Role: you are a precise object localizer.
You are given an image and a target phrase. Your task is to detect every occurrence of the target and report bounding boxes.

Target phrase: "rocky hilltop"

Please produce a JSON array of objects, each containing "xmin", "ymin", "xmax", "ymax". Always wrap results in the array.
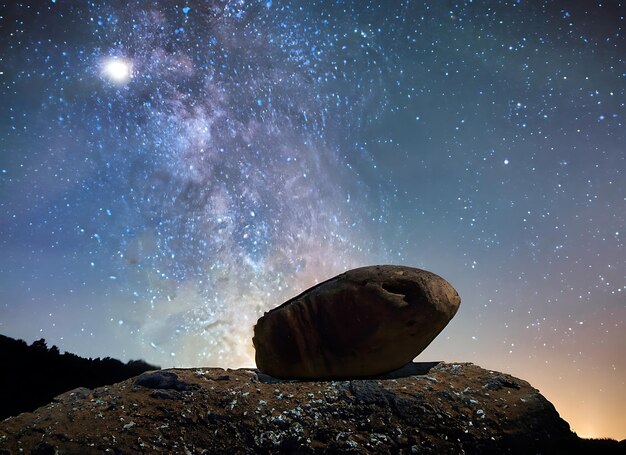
[
  {"xmin": 2, "ymin": 361, "xmax": 621, "ymax": 454},
  {"xmin": 2, "ymin": 268, "xmax": 623, "ymax": 453}
]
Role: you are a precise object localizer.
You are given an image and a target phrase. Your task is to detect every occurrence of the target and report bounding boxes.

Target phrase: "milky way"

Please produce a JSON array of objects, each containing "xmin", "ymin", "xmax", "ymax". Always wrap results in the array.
[{"xmin": 1, "ymin": 0, "xmax": 624, "ymax": 439}]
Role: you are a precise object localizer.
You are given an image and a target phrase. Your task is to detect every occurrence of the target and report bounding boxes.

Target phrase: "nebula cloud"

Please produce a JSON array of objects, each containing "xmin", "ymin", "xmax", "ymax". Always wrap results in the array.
[{"xmin": 52, "ymin": 1, "xmax": 391, "ymax": 366}]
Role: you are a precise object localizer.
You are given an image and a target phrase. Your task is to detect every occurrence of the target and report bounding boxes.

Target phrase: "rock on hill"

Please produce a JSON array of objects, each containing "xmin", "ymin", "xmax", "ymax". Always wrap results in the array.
[{"xmin": 1, "ymin": 361, "xmax": 621, "ymax": 454}]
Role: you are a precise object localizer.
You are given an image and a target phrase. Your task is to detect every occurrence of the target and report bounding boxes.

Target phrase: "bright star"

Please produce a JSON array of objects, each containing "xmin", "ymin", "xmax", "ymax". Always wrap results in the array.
[{"xmin": 102, "ymin": 58, "xmax": 132, "ymax": 83}]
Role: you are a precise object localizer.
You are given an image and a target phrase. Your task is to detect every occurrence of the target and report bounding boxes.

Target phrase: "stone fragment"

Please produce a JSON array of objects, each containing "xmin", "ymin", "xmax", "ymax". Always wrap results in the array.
[
  {"xmin": 134, "ymin": 371, "xmax": 190, "ymax": 391},
  {"xmin": 253, "ymin": 265, "xmax": 461, "ymax": 379}
]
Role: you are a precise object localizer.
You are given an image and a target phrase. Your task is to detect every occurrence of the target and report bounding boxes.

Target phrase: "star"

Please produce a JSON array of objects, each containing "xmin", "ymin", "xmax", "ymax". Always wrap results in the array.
[{"xmin": 102, "ymin": 58, "xmax": 132, "ymax": 84}]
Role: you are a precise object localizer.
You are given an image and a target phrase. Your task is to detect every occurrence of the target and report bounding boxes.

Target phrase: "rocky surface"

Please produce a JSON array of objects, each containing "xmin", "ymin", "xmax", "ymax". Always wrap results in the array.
[
  {"xmin": 1, "ymin": 361, "xmax": 613, "ymax": 455},
  {"xmin": 253, "ymin": 265, "xmax": 461, "ymax": 379}
]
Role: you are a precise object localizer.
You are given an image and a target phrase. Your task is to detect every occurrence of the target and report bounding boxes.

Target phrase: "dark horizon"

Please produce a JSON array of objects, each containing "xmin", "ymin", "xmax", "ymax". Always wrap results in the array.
[{"xmin": 0, "ymin": 333, "xmax": 159, "ymax": 420}]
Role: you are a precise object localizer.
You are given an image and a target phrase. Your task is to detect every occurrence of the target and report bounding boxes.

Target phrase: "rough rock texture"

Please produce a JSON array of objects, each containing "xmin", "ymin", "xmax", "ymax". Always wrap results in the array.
[
  {"xmin": 253, "ymin": 265, "xmax": 461, "ymax": 379},
  {"xmin": 0, "ymin": 362, "xmax": 602, "ymax": 455}
]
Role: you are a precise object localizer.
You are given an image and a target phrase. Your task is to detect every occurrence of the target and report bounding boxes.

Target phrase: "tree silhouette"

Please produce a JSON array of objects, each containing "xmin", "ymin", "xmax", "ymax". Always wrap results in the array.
[{"xmin": 0, "ymin": 334, "xmax": 159, "ymax": 420}]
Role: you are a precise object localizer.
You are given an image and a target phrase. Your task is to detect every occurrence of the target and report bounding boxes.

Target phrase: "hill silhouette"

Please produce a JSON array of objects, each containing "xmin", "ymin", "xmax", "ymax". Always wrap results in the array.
[{"xmin": 0, "ymin": 334, "xmax": 159, "ymax": 420}]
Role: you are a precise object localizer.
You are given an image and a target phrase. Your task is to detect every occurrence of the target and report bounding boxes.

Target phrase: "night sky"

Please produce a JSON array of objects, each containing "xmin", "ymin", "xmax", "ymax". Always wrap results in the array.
[{"xmin": 1, "ymin": 0, "xmax": 624, "ymax": 440}]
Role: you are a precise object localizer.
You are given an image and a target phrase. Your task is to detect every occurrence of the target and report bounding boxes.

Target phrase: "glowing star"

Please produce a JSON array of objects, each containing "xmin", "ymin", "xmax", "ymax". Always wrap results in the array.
[{"xmin": 102, "ymin": 58, "xmax": 132, "ymax": 83}]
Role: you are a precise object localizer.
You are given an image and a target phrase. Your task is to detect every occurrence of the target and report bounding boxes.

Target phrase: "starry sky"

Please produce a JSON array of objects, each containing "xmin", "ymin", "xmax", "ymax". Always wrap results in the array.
[{"xmin": 1, "ymin": 0, "xmax": 624, "ymax": 440}]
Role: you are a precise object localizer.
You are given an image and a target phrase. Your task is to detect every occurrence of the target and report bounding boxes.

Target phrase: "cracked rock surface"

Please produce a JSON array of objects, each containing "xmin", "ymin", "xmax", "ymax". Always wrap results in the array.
[{"xmin": 0, "ymin": 362, "xmax": 585, "ymax": 454}]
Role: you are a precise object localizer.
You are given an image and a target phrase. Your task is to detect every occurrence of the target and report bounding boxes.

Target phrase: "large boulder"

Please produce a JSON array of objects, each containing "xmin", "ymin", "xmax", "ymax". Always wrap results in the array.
[{"xmin": 253, "ymin": 265, "xmax": 461, "ymax": 379}]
